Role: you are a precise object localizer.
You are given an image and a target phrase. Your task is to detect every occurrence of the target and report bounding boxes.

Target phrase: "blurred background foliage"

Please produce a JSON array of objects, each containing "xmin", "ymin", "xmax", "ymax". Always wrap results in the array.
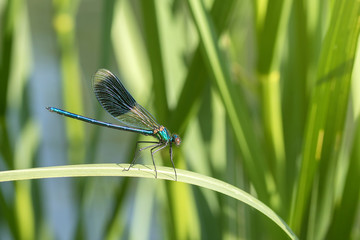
[{"xmin": 0, "ymin": 0, "xmax": 360, "ymax": 239}]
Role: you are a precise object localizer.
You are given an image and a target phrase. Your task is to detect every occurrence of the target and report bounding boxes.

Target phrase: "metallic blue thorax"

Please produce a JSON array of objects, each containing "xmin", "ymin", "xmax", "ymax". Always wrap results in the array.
[{"xmin": 157, "ymin": 127, "xmax": 171, "ymax": 142}]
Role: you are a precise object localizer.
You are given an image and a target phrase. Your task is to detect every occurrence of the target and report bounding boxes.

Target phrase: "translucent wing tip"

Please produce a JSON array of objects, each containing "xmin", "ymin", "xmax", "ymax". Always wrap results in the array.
[
  {"xmin": 95, "ymin": 68, "xmax": 112, "ymax": 75},
  {"xmin": 92, "ymin": 68, "xmax": 138, "ymax": 120},
  {"xmin": 93, "ymin": 69, "xmax": 115, "ymax": 86}
]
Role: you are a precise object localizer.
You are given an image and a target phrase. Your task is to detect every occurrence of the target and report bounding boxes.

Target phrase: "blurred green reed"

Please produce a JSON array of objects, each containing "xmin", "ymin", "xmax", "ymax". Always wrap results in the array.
[{"xmin": 1, "ymin": 0, "xmax": 360, "ymax": 239}]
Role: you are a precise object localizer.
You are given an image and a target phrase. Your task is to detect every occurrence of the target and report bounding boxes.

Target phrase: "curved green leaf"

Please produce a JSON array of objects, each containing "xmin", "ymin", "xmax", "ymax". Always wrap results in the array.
[{"xmin": 0, "ymin": 164, "xmax": 297, "ymax": 240}]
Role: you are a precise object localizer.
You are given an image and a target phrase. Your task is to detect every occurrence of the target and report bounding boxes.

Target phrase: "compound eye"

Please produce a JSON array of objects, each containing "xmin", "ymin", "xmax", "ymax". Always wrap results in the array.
[{"xmin": 174, "ymin": 135, "xmax": 181, "ymax": 146}]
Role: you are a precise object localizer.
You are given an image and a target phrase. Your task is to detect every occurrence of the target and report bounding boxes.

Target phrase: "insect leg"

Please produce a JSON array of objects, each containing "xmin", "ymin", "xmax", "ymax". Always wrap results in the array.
[
  {"xmin": 132, "ymin": 141, "xmax": 159, "ymax": 166},
  {"xmin": 150, "ymin": 142, "xmax": 168, "ymax": 178},
  {"xmin": 124, "ymin": 141, "xmax": 160, "ymax": 172},
  {"xmin": 169, "ymin": 143, "xmax": 177, "ymax": 181}
]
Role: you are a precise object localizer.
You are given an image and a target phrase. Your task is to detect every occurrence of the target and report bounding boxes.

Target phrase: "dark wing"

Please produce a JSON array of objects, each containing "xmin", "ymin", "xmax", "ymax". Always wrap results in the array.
[{"xmin": 93, "ymin": 69, "xmax": 160, "ymax": 131}]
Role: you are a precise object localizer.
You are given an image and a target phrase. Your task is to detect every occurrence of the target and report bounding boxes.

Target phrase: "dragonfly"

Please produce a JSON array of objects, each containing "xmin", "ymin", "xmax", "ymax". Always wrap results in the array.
[{"xmin": 47, "ymin": 69, "xmax": 181, "ymax": 180}]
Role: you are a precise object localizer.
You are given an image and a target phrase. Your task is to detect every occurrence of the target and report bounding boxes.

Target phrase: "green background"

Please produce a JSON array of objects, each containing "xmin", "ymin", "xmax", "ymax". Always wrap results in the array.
[{"xmin": 1, "ymin": 0, "xmax": 360, "ymax": 239}]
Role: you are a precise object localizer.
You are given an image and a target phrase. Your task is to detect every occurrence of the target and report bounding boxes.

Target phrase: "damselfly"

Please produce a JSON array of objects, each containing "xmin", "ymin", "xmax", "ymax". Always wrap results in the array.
[{"xmin": 47, "ymin": 69, "xmax": 181, "ymax": 180}]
